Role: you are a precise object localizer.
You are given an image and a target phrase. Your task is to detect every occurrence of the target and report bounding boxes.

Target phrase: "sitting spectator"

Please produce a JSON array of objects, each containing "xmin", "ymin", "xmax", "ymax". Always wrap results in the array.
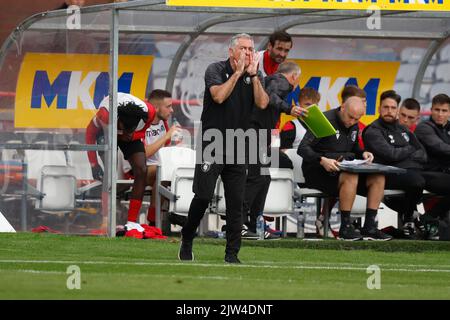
[
  {"xmin": 363, "ymin": 90, "xmax": 428, "ymax": 239},
  {"xmin": 311, "ymin": 85, "xmax": 366, "ymax": 238},
  {"xmin": 143, "ymin": 89, "xmax": 182, "ymax": 226},
  {"xmin": 85, "ymin": 92, "xmax": 154, "ymax": 224},
  {"xmin": 298, "ymin": 96, "xmax": 391, "ymax": 241},
  {"xmin": 415, "ymin": 93, "xmax": 450, "ymax": 239},
  {"xmin": 280, "ymin": 87, "xmax": 320, "ymax": 150},
  {"xmin": 398, "ymin": 98, "xmax": 421, "ymax": 132}
]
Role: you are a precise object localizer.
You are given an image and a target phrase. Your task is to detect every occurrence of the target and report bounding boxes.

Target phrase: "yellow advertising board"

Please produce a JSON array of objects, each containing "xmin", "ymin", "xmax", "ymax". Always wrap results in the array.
[
  {"xmin": 167, "ymin": 0, "xmax": 450, "ymax": 12},
  {"xmin": 15, "ymin": 53, "xmax": 153, "ymax": 129},
  {"xmin": 279, "ymin": 59, "xmax": 400, "ymax": 128}
]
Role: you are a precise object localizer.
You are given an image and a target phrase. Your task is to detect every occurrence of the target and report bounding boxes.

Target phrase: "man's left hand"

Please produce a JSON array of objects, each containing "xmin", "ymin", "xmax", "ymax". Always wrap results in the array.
[
  {"xmin": 362, "ymin": 151, "xmax": 374, "ymax": 163},
  {"xmin": 290, "ymin": 105, "xmax": 308, "ymax": 118},
  {"xmin": 246, "ymin": 52, "xmax": 259, "ymax": 76}
]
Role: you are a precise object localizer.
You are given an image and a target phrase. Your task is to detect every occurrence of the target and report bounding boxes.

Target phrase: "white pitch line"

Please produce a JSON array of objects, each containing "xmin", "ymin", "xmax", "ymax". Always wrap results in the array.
[
  {"xmin": 0, "ymin": 259, "xmax": 449, "ymax": 273},
  {"xmin": 12, "ymin": 269, "xmax": 63, "ymax": 275},
  {"xmin": 254, "ymin": 261, "xmax": 450, "ymax": 269},
  {"xmin": 1, "ymin": 269, "xmax": 236, "ymax": 281}
]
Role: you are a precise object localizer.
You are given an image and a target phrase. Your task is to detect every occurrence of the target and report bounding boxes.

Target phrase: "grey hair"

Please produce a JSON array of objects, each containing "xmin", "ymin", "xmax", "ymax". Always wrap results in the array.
[
  {"xmin": 276, "ymin": 61, "xmax": 301, "ymax": 76},
  {"xmin": 229, "ymin": 33, "xmax": 254, "ymax": 49}
]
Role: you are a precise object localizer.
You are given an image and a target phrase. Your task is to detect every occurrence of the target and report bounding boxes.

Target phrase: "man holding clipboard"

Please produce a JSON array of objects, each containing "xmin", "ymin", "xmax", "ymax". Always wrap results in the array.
[{"xmin": 298, "ymin": 96, "xmax": 392, "ymax": 241}]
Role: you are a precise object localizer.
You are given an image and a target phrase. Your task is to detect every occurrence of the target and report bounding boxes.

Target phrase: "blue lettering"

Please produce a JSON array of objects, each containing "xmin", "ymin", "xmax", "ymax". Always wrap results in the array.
[
  {"xmin": 31, "ymin": 71, "xmax": 134, "ymax": 109},
  {"xmin": 345, "ymin": 77, "xmax": 380, "ymax": 115},
  {"xmin": 303, "ymin": 76, "xmax": 321, "ymax": 92},
  {"xmin": 286, "ymin": 85, "xmax": 300, "ymax": 107},
  {"xmin": 286, "ymin": 76, "xmax": 321, "ymax": 110},
  {"xmin": 93, "ymin": 72, "xmax": 134, "ymax": 108},
  {"xmin": 31, "ymin": 71, "xmax": 70, "ymax": 109}
]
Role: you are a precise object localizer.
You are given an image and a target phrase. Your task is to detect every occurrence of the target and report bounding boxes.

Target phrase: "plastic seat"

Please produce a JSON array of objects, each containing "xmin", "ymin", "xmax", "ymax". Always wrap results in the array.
[
  {"xmin": 155, "ymin": 146, "xmax": 196, "ymax": 227},
  {"xmin": 430, "ymin": 82, "xmax": 450, "ymax": 100},
  {"xmin": 400, "ymin": 47, "xmax": 426, "ymax": 64},
  {"xmin": 434, "ymin": 63, "xmax": 450, "ymax": 82},
  {"xmin": 439, "ymin": 43, "xmax": 450, "ymax": 62},
  {"xmin": 393, "ymin": 82, "xmax": 412, "ymax": 101},
  {"xmin": 36, "ymin": 165, "xmax": 77, "ymax": 211},
  {"xmin": 396, "ymin": 64, "xmax": 419, "ymax": 83}
]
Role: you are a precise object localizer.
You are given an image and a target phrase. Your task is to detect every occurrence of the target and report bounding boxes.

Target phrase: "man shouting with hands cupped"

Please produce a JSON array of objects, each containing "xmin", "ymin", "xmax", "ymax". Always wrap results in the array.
[{"xmin": 179, "ymin": 33, "xmax": 269, "ymax": 263}]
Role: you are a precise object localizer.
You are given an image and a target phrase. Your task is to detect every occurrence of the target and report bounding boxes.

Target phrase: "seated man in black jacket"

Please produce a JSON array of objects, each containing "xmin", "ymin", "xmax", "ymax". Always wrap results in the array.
[
  {"xmin": 362, "ymin": 90, "xmax": 428, "ymax": 239},
  {"xmin": 298, "ymin": 96, "xmax": 390, "ymax": 241},
  {"xmin": 415, "ymin": 93, "xmax": 450, "ymax": 238}
]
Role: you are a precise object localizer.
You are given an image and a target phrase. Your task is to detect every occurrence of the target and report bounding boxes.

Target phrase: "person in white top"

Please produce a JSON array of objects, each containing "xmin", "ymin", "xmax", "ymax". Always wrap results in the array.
[
  {"xmin": 257, "ymin": 31, "xmax": 293, "ymax": 77},
  {"xmin": 143, "ymin": 89, "xmax": 181, "ymax": 225}
]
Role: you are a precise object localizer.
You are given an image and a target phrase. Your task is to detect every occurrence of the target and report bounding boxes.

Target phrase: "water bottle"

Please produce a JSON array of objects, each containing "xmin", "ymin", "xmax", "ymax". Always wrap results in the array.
[
  {"xmin": 270, "ymin": 129, "xmax": 280, "ymax": 148},
  {"xmin": 297, "ymin": 212, "xmax": 305, "ymax": 239},
  {"xmin": 171, "ymin": 117, "xmax": 183, "ymax": 145},
  {"xmin": 256, "ymin": 213, "xmax": 265, "ymax": 240}
]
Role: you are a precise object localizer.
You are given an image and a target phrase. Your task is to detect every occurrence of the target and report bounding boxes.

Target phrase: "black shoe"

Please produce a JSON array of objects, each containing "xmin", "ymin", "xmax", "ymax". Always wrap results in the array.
[
  {"xmin": 425, "ymin": 220, "xmax": 440, "ymax": 240},
  {"xmin": 360, "ymin": 226, "xmax": 393, "ymax": 241},
  {"xmin": 241, "ymin": 225, "xmax": 259, "ymax": 240},
  {"xmin": 264, "ymin": 230, "xmax": 281, "ymax": 240},
  {"xmin": 402, "ymin": 222, "xmax": 418, "ymax": 240},
  {"xmin": 338, "ymin": 224, "xmax": 363, "ymax": 241},
  {"xmin": 169, "ymin": 212, "xmax": 187, "ymax": 227},
  {"xmin": 224, "ymin": 254, "xmax": 241, "ymax": 264},
  {"xmin": 178, "ymin": 237, "xmax": 194, "ymax": 261},
  {"xmin": 415, "ymin": 214, "xmax": 439, "ymax": 240}
]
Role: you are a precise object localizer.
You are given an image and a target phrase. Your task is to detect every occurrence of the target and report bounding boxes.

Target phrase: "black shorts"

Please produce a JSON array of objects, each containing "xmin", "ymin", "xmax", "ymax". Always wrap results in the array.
[
  {"xmin": 118, "ymin": 139, "xmax": 145, "ymax": 160},
  {"xmin": 303, "ymin": 164, "xmax": 370, "ymax": 197}
]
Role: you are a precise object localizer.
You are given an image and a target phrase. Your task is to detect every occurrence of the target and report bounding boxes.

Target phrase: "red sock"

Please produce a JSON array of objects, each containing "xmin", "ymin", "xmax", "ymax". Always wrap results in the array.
[
  {"xmin": 147, "ymin": 206, "xmax": 155, "ymax": 223},
  {"xmin": 127, "ymin": 199, "xmax": 142, "ymax": 222}
]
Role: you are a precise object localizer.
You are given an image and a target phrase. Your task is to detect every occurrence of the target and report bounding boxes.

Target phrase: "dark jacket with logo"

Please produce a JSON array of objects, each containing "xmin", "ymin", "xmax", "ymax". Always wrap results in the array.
[
  {"xmin": 298, "ymin": 107, "xmax": 363, "ymax": 170},
  {"xmin": 251, "ymin": 73, "xmax": 292, "ymax": 131},
  {"xmin": 362, "ymin": 118, "xmax": 427, "ymax": 169},
  {"xmin": 201, "ymin": 59, "xmax": 264, "ymax": 162},
  {"xmin": 415, "ymin": 119, "xmax": 450, "ymax": 172}
]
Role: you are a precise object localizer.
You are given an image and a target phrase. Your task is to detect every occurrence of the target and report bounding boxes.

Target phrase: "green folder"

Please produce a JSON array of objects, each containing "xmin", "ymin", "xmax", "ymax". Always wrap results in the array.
[{"xmin": 299, "ymin": 104, "xmax": 337, "ymax": 138}]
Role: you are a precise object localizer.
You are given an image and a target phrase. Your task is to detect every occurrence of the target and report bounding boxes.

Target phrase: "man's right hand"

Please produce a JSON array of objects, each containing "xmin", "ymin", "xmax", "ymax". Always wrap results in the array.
[
  {"xmin": 91, "ymin": 164, "xmax": 104, "ymax": 181},
  {"xmin": 166, "ymin": 124, "xmax": 182, "ymax": 142},
  {"xmin": 320, "ymin": 157, "xmax": 340, "ymax": 172},
  {"xmin": 233, "ymin": 50, "xmax": 245, "ymax": 76},
  {"xmin": 168, "ymin": 124, "xmax": 181, "ymax": 136}
]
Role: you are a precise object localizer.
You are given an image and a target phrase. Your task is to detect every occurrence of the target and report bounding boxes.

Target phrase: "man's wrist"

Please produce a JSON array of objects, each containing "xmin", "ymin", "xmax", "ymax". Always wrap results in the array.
[
  {"xmin": 249, "ymin": 73, "xmax": 258, "ymax": 78},
  {"xmin": 232, "ymin": 71, "xmax": 242, "ymax": 78}
]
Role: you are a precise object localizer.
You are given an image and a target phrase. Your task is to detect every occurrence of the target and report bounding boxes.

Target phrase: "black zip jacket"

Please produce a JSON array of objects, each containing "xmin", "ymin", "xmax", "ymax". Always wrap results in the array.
[
  {"xmin": 362, "ymin": 118, "xmax": 427, "ymax": 169},
  {"xmin": 250, "ymin": 73, "xmax": 293, "ymax": 131},
  {"xmin": 297, "ymin": 107, "xmax": 363, "ymax": 168},
  {"xmin": 415, "ymin": 118, "xmax": 450, "ymax": 172}
]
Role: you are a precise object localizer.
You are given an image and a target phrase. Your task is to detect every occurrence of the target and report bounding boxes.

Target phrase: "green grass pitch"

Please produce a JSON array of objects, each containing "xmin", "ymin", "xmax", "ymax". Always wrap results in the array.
[{"xmin": 0, "ymin": 233, "xmax": 449, "ymax": 300}]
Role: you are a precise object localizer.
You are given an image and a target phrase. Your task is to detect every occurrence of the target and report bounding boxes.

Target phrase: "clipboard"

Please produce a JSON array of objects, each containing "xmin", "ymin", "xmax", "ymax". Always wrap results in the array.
[
  {"xmin": 299, "ymin": 104, "xmax": 337, "ymax": 138},
  {"xmin": 338, "ymin": 162, "xmax": 407, "ymax": 174}
]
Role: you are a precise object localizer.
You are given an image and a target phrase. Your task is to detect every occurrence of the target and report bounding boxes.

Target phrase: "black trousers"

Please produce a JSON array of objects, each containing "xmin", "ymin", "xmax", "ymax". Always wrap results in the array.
[
  {"xmin": 421, "ymin": 171, "xmax": 450, "ymax": 219},
  {"xmin": 385, "ymin": 170, "xmax": 450, "ymax": 220},
  {"xmin": 181, "ymin": 163, "xmax": 246, "ymax": 256},
  {"xmin": 384, "ymin": 169, "xmax": 425, "ymax": 223},
  {"xmin": 242, "ymin": 130, "xmax": 275, "ymax": 232},
  {"xmin": 243, "ymin": 162, "xmax": 271, "ymax": 232}
]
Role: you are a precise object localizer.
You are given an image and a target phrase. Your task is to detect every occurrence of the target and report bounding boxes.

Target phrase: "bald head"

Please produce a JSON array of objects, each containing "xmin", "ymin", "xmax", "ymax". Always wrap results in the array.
[{"xmin": 340, "ymin": 96, "xmax": 365, "ymax": 128}]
